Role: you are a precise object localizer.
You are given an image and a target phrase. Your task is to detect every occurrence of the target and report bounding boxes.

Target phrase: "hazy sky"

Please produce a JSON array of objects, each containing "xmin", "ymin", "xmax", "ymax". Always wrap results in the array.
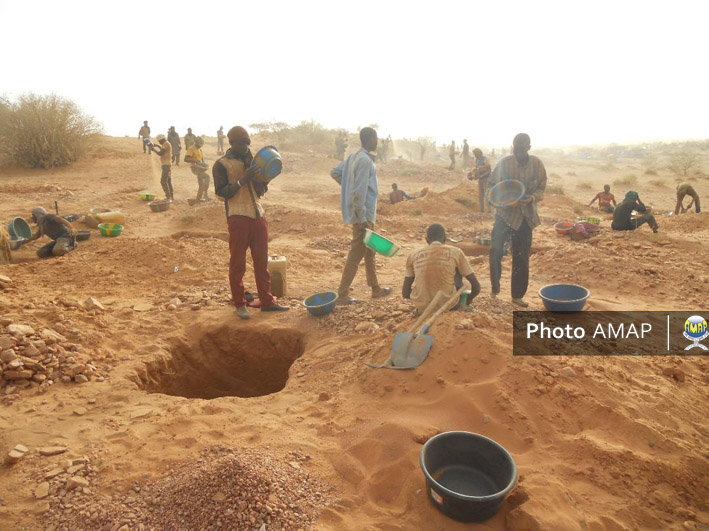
[{"xmin": 1, "ymin": 0, "xmax": 707, "ymax": 147}]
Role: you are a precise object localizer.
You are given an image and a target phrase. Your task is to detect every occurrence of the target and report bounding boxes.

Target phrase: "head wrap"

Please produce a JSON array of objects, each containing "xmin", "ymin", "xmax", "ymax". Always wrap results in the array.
[
  {"xmin": 195, "ymin": 136, "xmax": 204, "ymax": 146},
  {"xmin": 227, "ymin": 126, "xmax": 250, "ymax": 144},
  {"xmin": 156, "ymin": 134, "xmax": 166, "ymax": 141},
  {"xmin": 624, "ymin": 191, "xmax": 639, "ymax": 202},
  {"xmin": 32, "ymin": 207, "xmax": 47, "ymax": 225}
]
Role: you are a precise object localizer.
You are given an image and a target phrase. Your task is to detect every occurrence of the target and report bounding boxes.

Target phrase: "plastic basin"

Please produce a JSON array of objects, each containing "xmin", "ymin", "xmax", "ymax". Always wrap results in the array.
[
  {"xmin": 252, "ymin": 146, "xmax": 283, "ymax": 182},
  {"xmin": 139, "ymin": 192, "xmax": 156, "ymax": 201},
  {"xmin": 489, "ymin": 180, "xmax": 525, "ymax": 207},
  {"xmin": 555, "ymin": 222, "xmax": 574, "ymax": 235},
  {"xmin": 420, "ymin": 432, "xmax": 517, "ymax": 522},
  {"xmin": 576, "ymin": 216, "xmax": 600, "ymax": 225},
  {"xmin": 90, "ymin": 207, "xmax": 112, "ymax": 215},
  {"xmin": 363, "ymin": 229, "xmax": 400, "ymax": 257},
  {"xmin": 148, "ymin": 200, "xmax": 171, "ymax": 213},
  {"xmin": 8, "ymin": 217, "xmax": 32, "ymax": 240},
  {"xmin": 9, "ymin": 237, "xmax": 25, "ymax": 250},
  {"xmin": 303, "ymin": 291, "xmax": 337, "ymax": 316},
  {"xmin": 98, "ymin": 223, "xmax": 123, "ymax": 237},
  {"xmin": 475, "ymin": 235, "xmax": 490, "ymax": 245},
  {"xmin": 538, "ymin": 284, "xmax": 590, "ymax": 312}
]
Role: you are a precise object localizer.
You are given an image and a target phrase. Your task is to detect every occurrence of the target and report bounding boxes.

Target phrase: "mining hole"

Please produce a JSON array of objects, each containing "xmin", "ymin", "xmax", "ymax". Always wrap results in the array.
[{"xmin": 134, "ymin": 326, "xmax": 305, "ymax": 399}]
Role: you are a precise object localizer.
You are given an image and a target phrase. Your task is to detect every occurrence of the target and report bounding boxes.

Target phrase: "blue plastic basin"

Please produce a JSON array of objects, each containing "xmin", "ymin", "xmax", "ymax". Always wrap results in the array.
[
  {"xmin": 253, "ymin": 146, "xmax": 283, "ymax": 182},
  {"xmin": 303, "ymin": 291, "xmax": 337, "ymax": 316},
  {"xmin": 8, "ymin": 217, "xmax": 32, "ymax": 240},
  {"xmin": 538, "ymin": 284, "xmax": 590, "ymax": 312}
]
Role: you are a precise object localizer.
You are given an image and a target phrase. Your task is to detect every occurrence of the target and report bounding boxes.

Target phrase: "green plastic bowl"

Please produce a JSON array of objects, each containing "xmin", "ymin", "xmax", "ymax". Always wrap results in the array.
[
  {"xmin": 363, "ymin": 229, "xmax": 400, "ymax": 257},
  {"xmin": 139, "ymin": 192, "xmax": 156, "ymax": 201},
  {"xmin": 98, "ymin": 223, "xmax": 123, "ymax": 237}
]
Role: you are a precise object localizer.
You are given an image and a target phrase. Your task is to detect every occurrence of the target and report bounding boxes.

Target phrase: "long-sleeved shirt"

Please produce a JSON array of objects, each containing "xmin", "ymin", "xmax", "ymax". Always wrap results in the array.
[
  {"xmin": 330, "ymin": 148, "xmax": 378, "ymax": 225},
  {"xmin": 489, "ymin": 155, "xmax": 547, "ymax": 230},
  {"xmin": 167, "ymin": 131, "xmax": 181, "ymax": 151},
  {"xmin": 612, "ymin": 199, "xmax": 645, "ymax": 230},
  {"xmin": 390, "ymin": 190, "xmax": 413, "ymax": 204},
  {"xmin": 184, "ymin": 133, "xmax": 196, "ymax": 149},
  {"xmin": 213, "ymin": 148, "xmax": 267, "ymax": 219},
  {"xmin": 139, "ymin": 125, "xmax": 150, "ymax": 138}
]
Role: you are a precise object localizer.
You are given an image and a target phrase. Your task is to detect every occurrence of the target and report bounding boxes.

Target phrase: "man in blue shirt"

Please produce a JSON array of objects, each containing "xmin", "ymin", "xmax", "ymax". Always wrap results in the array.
[{"xmin": 331, "ymin": 127, "xmax": 391, "ymax": 304}]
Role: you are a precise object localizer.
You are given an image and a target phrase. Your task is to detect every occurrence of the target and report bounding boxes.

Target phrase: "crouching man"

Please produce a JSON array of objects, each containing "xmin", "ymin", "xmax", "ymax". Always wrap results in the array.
[
  {"xmin": 403, "ymin": 223, "xmax": 480, "ymax": 313},
  {"xmin": 25, "ymin": 207, "xmax": 76, "ymax": 258}
]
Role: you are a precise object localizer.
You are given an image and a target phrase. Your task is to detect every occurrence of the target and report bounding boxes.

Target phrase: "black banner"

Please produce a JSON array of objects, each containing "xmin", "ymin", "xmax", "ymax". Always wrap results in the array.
[{"xmin": 513, "ymin": 311, "xmax": 709, "ymax": 356}]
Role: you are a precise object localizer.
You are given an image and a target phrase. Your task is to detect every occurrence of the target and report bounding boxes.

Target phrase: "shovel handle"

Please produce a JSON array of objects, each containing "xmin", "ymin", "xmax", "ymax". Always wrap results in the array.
[
  {"xmin": 408, "ymin": 290, "xmax": 445, "ymax": 334},
  {"xmin": 416, "ymin": 286, "xmax": 466, "ymax": 334}
]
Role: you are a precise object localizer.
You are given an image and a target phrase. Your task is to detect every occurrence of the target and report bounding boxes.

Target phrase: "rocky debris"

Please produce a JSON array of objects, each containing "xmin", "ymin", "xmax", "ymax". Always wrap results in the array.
[
  {"xmin": 0, "ymin": 274, "xmax": 12, "ymax": 289},
  {"xmin": 35, "ymin": 481, "xmax": 50, "ymax": 499},
  {"xmin": 44, "ymin": 446, "xmax": 331, "ymax": 531},
  {"xmin": 40, "ymin": 446, "xmax": 68, "ymax": 457},
  {"xmin": 83, "ymin": 297, "xmax": 105, "ymax": 311},
  {"xmin": 1, "ymin": 324, "xmax": 109, "ymax": 395},
  {"xmin": 5, "ymin": 443, "xmax": 29, "ymax": 464},
  {"xmin": 456, "ymin": 319, "xmax": 475, "ymax": 330},
  {"xmin": 662, "ymin": 366, "xmax": 686, "ymax": 382},
  {"xmin": 354, "ymin": 322, "xmax": 379, "ymax": 334},
  {"xmin": 560, "ymin": 367, "xmax": 577, "ymax": 378},
  {"xmin": 74, "ymin": 407, "xmax": 88, "ymax": 416}
]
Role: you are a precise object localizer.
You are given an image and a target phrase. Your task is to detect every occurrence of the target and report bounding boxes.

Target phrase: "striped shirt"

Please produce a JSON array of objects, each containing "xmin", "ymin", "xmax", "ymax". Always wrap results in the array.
[{"xmin": 490, "ymin": 155, "xmax": 547, "ymax": 230}]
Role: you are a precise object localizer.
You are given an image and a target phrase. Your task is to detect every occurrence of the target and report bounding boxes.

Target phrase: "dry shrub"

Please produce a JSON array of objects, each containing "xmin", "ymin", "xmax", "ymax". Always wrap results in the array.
[
  {"xmin": 546, "ymin": 183, "xmax": 565, "ymax": 195},
  {"xmin": 576, "ymin": 181, "xmax": 592, "ymax": 189},
  {"xmin": 573, "ymin": 205, "xmax": 584, "ymax": 215},
  {"xmin": 454, "ymin": 198, "xmax": 474, "ymax": 209},
  {"xmin": 614, "ymin": 174, "xmax": 638, "ymax": 186},
  {"xmin": 667, "ymin": 149, "xmax": 700, "ymax": 176},
  {"xmin": 0, "ymin": 93, "xmax": 102, "ymax": 168},
  {"xmin": 649, "ymin": 179, "xmax": 666, "ymax": 187}
]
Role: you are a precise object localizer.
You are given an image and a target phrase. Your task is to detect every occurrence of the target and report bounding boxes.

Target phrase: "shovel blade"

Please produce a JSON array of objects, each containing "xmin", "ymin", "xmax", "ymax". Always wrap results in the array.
[
  {"xmin": 391, "ymin": 333, "xmax": 434, "ymax": 369},
  {"xmin": 391, "ymin": 332, "xmax": 414, "ymax": 357}
]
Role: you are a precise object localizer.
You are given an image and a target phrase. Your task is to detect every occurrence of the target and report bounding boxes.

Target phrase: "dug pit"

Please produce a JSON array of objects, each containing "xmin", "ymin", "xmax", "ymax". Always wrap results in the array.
[{"xmin": 134, "ymin": 325, "xmax": 305, "ymax": 399}]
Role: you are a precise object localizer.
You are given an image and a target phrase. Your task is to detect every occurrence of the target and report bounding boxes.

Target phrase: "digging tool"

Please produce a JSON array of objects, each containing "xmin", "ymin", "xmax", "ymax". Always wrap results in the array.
[{"xmin": 367, "ymin": 287, "xmax": 466, "ymax": 370}]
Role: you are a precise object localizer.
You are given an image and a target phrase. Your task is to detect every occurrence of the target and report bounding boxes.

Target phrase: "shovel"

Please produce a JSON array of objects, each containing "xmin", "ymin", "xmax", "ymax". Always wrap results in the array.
[{"xmin": 367, "ymin": 287, "xmax": 465, "ymax": 370}]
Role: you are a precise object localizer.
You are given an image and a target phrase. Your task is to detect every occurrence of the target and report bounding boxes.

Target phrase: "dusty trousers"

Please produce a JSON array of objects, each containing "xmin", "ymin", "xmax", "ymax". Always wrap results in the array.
[
  {"xmin": 337, "ymin": 223, "xmax": 379, "ymax": 299},
  {"xmin": 489, "ymin": 217, "xmax": 532, "ymax": 299},
  {"xmin": 227, "ymin": 215, "xmax": 275, "ymax": 308}
]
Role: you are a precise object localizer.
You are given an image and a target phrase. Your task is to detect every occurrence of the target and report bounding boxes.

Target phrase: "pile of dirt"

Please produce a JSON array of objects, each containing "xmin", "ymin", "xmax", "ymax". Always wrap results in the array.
[{"xmin": 44, "ymin": 446, "xmax": 332, "ymax": 531}]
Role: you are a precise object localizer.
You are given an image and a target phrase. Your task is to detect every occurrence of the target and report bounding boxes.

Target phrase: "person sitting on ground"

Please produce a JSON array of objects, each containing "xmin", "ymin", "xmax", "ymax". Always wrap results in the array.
[
  {"xmin": 185, "ymin": 136, "xmax": 211, "ymax": 201},
  {"xmin": 675, "ymin": 182, "xmax": 701, "ymax": 215},
  {"xmin": 611, "ymin": 191, "xmax": 658, "ymax": 233},
  {"xmin": 403, "ymin": 223, "xmax": 480, "ymax": 314},
  {"xmin": 25, "ymin": 207, "xmax": 77, "ymax": 258},
  {"xmin": 588, "ymin": 184, "xmax": 616, "ymax": 213},
  {"xmin": 151, "ymin": 135, "xmax": 174, "ymax": 201},
  {"xmin": 389, "ymin": 183, "xmax": 414, "ymax": 204}
]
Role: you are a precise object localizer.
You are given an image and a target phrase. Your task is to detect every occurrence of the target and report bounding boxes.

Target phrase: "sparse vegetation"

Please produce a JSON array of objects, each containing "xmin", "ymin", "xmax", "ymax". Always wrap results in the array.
[
  {"xmin": 576, "ymin": 181, "xmax": 592, "ymax": 189},
  {"xmin": 0, "ymin": 93, "xmax": 102, "ymax": 168},
  {"xmin": 667, "ymin": 148, "xmax": 700, "ymax": 176},
  {"xmin": 454, "ymin": 198, "xmax": 475, "ymax": 209},
  {"xmin": 614, "ymin": 174, "xmax": 638, "ymax": 186},
  {"xmin": 546, "ymin": 183, "xmax": 566, "ymax": 195},
  {"xmin": 573, "ymin": 205, "xmax": 584, "ymax": 215},
  {"xmin": 649, "ymin": 179, "xmax": 666, "ymax": 187}
]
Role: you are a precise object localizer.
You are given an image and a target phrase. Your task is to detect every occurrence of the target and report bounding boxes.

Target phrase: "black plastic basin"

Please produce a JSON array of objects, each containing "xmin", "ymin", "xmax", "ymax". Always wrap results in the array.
[{"xmin": 420, "ymin": 431, "xmax": 517, "ymax": 522}]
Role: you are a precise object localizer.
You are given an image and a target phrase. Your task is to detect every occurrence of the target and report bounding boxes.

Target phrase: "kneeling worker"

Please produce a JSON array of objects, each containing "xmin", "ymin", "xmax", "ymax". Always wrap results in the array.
[
  {"xmin": 25, "ymin": 207, "xmax": 77, "ymax": 258},
  {"xmin": 390, "ymin": 183, "xmax": 414, "ymax": 204},
  {"xmin": 675, "ymin": 183, "xmax": 701, "ymax": 215},
  {"xmin": 403, "ymin": 223, "xmax": 480, "ymax": 313}
]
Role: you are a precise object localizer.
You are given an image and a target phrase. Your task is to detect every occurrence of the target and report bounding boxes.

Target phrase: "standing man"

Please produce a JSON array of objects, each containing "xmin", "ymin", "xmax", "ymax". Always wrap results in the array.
[
  {"xmin": 167, "ymin": 126, "xmax": 181, "ymax": 165},
  {"xmin": 489, "ymin": 133, "xmax": 547, "ymax": 307},
  {"xmin": 217, "ymin": 126, "xmax": 225, "ymax": 155},
  {"xmin": 152, "ymin": 134, "xmax": 174, "ymax": 201},
  {"xmin": 448, "ymin": 140, "xmax": 456, "ymax": 170},
  {"xmin": 335, "ymin": 132, "xmax": 347, "ymax": 160},
  {"xmin": 675, "ymin": 182, "xmax": 701, "ymax": 214},
  {"xmin": 331, "ymin": 127, "xmax": 391, "ymax": 304},
  {"xmin": 588, "ymin": 184, "xmax": 616, "ymax": 213},
  {"xmin": 468, "ymin": 148, "xmax": 492, "ymax": 213},
  {"xmin": 212, "ymin": 126, "xmax": 290, "ymax": 319},
  {"xmin": 184, "ymin": 128, "xmax": 196, "ymax": 151},
  {"xmin": 138, "ymin": 120, "xmax": 151, "ymax": 154},
  {"xmin": 185, "ymin": 136, "xmax": 210, "ymax": 201},
  {"xmin": 461, "ymin": 139, "xmax": 471, "ymax": 168}
]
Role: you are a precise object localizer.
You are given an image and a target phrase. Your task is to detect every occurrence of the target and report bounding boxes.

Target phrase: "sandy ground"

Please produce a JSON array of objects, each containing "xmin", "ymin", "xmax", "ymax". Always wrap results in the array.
[{"xmin": 0, "ymin": 136, "xmax": 707, "ymax": 530}]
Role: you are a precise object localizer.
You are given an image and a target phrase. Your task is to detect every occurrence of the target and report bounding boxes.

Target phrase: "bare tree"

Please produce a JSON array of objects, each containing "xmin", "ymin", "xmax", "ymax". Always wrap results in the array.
[{"xmin": 667, "ymin": 149, "xmax": 700, "ymax": 176}]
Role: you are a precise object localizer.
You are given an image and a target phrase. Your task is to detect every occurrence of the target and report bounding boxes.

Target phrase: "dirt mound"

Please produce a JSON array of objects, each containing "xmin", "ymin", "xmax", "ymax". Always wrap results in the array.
[{"xmin": 44, "ymin": 446, "xmax": 333, "ymax": 531}]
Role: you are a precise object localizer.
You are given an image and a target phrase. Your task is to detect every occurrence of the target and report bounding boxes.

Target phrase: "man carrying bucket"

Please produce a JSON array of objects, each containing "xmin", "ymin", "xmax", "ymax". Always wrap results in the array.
[
  {"xmin": 331, "ymin": 127, "xmax": 391, "ymax": 305},
  {"xmin": 488, "ymin": 133, "xmax": 547, "ymax": 307},
  {"xmin": 212, "ymin": 126, "xmax": 290, "ymax": 319},
  {"xmin": 185, "ymin": 136, "xmax": 210, "ymax": 201}
]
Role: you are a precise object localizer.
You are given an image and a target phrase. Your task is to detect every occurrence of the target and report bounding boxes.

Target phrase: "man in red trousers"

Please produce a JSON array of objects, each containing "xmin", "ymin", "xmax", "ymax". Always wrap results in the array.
[{"xmin": 212, "ymin": 126, "xmax": 290, "ymax": 319}]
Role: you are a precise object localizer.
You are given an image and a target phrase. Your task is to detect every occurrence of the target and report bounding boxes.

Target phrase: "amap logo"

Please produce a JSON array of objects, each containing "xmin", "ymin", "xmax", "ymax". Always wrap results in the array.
[{"xmin": 684, "ymin": 315, "xmax": 708, "ymax": 351}]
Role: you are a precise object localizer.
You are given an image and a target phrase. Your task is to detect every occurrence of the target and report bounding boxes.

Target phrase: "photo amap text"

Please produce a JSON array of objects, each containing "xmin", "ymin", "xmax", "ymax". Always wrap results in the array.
[{"xmin": 527, "ymin": 322, "xmax": 653, "ymax": 340}]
